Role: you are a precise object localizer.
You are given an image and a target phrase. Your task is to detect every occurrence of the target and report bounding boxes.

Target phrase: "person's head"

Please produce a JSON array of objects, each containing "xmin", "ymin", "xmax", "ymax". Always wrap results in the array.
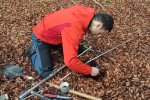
[{"xmin": 88, "ymin": 13, "xmax": 114, "ymax": 35}]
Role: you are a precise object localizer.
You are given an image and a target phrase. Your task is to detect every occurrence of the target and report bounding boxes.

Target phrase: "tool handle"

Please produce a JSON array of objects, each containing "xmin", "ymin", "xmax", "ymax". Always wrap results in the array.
[
  {"xmin": 44, "ymin": 94, "xmax": 56, "ymax": 98},
  {"xmin": 44, "ymin": 94, "xmax": 72, "ymax": 100}
]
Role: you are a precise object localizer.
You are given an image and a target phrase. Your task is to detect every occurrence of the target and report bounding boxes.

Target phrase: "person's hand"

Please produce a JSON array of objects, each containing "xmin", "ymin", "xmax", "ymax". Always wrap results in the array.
[{"xmin": 90, "ymin": 67, "xmax": 99, "ymax": 76}]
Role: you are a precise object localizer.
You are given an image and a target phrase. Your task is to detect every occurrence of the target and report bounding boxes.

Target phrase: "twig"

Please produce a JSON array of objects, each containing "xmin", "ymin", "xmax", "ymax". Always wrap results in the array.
[{"xmin": 92, "ymin": 0, "xmax": 106, "ymax": 11}]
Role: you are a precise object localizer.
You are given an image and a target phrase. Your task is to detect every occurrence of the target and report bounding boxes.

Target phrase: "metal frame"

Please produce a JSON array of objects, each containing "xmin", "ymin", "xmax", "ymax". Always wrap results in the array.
[{"xmin": 19, "ymin": 39, "xmax": 132, "ymax": 99}]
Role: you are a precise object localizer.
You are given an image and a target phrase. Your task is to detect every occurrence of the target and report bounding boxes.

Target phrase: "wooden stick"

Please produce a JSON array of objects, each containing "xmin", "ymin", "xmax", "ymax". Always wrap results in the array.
[
  {"xmin": 92, "ymin": 0, "xmax": 106, "ymax": 11},
  {"xmin": 47, "ymin": 83, "xmax": 102, "ymax": 100}
]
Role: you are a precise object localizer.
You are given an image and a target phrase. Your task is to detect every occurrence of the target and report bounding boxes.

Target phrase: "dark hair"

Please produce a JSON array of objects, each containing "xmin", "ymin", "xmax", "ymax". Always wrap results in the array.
[{"xmin": 92, "ymin": 13, "xmax": 114, "ymax": 32}]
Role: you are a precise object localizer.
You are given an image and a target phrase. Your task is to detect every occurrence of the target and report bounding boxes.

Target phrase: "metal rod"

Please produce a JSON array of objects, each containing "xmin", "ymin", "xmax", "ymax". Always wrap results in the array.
[
  {"xmin": 60, "ymin": 39, "xmax": 132, "ymax": 80},
  {"xmin": 19, "ymin": 45, "xmax": 92, "ymax": 100},
  {"xmin": 86, "ymin": 39, "xmax": 132, "ymax": 64},
  {"xmin": 78, "ymin": 45, "xmax": 92, "ymax": 57},
  {"xmin": 80, "ymin": 43, "xmax": 95, "ymax": 52},
  {"xmin": 80, "ymin": 43, "xmax": 102, "ymax": 55},
  {"xmin": 60, "ymin": 72, "xmax": 72, "ymax": 81}
]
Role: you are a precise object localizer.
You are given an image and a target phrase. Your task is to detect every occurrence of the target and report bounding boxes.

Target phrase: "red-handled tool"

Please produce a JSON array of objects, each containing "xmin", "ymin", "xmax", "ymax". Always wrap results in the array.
[{"xmin": 44, "ymin": 94, "xmax": 72, "ymax": 99}]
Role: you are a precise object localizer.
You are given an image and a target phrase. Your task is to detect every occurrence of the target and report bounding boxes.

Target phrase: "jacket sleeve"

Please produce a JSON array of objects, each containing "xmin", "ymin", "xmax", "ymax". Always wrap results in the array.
[{"xmin": 62, "ymin": 27, "xmax": 92, "ymax": 75}]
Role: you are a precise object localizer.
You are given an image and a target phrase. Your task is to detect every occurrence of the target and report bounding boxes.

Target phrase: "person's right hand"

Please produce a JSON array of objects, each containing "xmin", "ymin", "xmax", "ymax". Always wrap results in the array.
[{"xmin": 90, "ymin": 67, "xmax": 99, "ymax": 76}]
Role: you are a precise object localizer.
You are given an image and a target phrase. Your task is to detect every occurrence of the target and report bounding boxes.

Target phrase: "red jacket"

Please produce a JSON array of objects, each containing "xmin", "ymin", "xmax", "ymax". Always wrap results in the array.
[{"xmin": 33, "ymin": 5, "xmax": 95, "ymax": 75}]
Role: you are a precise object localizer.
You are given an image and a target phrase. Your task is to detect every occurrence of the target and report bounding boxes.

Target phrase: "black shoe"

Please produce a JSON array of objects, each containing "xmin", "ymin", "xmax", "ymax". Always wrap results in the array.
[{"xmin": 40, "ymin": 71, "xmax": 52, "ymax": 79}]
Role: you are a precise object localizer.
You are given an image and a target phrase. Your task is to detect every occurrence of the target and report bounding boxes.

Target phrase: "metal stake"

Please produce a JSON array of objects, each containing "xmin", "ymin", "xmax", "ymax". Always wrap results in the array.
[
  {"xmin": 86, "ymin": 39, "xmax": 132, "ymax": 64},
  {"xmin": 80, "ymin": 43, "xmax": 102, "ymax": 55}
]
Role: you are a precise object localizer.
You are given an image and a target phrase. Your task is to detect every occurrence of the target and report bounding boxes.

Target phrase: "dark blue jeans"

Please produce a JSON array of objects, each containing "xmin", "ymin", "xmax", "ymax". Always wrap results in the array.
[{"xmin": 29, "ymin": 33, "xmax": 57, "ymax": 78}]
